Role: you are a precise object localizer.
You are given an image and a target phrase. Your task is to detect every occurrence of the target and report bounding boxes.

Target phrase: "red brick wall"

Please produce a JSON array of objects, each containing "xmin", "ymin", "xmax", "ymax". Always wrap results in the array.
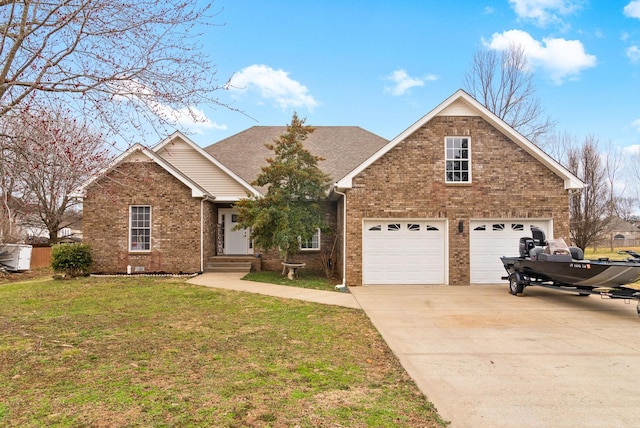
[
  {"xmin": 344, "ymin": 116, "xmax": 570, "ymax": 286},
  {"xmin": 83, "ymin": 161, "xmax": 207, "ymax": 274},
  {"xmin": 258, "ymin": 201, "xmax": 339, "ymax": 276}
]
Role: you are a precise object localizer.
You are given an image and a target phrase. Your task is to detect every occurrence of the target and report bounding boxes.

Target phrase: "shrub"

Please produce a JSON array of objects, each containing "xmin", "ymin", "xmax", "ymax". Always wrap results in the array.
[{"xmin": 51, "ymin": 243, "xmax": 92, "ymax": 277}]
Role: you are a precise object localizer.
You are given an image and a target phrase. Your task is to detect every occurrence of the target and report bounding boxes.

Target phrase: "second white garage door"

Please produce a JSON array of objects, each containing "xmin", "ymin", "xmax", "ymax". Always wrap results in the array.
[
  {"xmin": 363, "ymin": 220, "xmax": 447, "ymax": 285},
  {"xmin": 470, "ymin": 219, "xmax": 551, "ymax": 284}
]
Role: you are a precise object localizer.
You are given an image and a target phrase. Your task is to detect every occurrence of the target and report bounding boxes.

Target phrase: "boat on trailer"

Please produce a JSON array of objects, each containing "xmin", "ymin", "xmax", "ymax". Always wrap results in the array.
[{"xmin": 500, "ymin": 227, "xmax": 640, "ymax": 317}]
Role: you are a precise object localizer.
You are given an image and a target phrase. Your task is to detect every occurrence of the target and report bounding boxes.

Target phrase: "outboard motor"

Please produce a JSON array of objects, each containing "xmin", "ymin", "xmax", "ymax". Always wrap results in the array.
[
  {"xmin": 531, "ymin": 227, "xmax": 547, "ymax": 246},
  {"xmin": 519, "ymin": 237, "xmax": 535, "ymax": 257}
]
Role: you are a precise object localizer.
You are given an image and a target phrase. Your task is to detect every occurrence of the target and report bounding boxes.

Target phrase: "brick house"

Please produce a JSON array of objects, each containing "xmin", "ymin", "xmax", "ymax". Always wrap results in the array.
[
  {"xmin": 76, "ymin": 125, "xmax": 387, "ymax": 275},
  {"xmin": 76, "ymin": 89, "xmax": 583, "ymax": 284}
]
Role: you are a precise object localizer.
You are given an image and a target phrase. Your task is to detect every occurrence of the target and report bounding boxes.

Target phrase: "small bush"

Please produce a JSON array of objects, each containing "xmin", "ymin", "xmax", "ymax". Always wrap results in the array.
[{"xmin": 51, "ymin": 243, "xmax": 92, "ymax": 277}]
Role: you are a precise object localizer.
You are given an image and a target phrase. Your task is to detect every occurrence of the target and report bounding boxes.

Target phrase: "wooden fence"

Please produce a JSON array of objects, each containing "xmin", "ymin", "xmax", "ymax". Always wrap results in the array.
[{"xmin": 31, "ymin": 246, "xmax": 52, "ymax": 269}]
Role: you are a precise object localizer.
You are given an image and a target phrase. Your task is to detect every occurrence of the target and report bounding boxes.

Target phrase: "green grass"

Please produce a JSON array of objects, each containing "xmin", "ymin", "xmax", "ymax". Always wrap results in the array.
[
  {"xmin": 242, "ymin": 270, "xmax": 339, "ymax": 291},
  {"xmin": 584, "ymin": 246, "xmax": 640, "ymax": 260},
  {"xmin": 0, "ymin": 276, "xmax": 447, "ymax": 427}
]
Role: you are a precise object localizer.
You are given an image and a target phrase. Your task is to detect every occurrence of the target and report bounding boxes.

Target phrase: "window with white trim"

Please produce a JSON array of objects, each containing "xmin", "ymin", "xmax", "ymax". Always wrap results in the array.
[
  {"xmin": 130, "ymin": 205, "xmax": 151, "ymax": 251},
  {"xmin": 300, "ymin": 229, "xmax": 321, "ymax": 251},
  {"xmin": 445, "ymin": 137, "xmax": 471, "ymax": 183}
]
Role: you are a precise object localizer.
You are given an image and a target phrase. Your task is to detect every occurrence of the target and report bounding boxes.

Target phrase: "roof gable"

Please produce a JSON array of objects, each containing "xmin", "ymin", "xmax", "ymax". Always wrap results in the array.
[
  {"xmin": 72, "ymin": 143, "xmax": 210, "ymax": 199},
  {"xmin": 153, "ymin": 131, "xmax": 259, "ymax": 200},
  {"xmin": 336, "ymin": 89, "xmax": 584, "ymax": 190}
]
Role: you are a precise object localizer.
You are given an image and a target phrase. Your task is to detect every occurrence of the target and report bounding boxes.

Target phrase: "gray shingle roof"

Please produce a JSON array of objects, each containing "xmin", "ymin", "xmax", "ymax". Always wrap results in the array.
[{"xmin": 204, "ymin": 126, "xmax": 388, "ymax": 191}]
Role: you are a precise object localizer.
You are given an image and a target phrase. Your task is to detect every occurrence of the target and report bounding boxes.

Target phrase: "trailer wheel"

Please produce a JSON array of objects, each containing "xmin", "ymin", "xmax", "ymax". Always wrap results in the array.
[{"xmin": 509, "ymin": 273, "xmax": 525, "ymax": 295}]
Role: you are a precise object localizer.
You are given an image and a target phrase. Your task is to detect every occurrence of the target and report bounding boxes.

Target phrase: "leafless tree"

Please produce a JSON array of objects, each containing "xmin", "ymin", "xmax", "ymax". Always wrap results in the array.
[
  {"xmin": 0, "ymin": 136, "xmax": 23, "ymax": 243},
  {"xmin": 1, "ymin": 106, "xmax": 112, "ymax": 244},
  {"xmin": 615, "ymin": 197, "xmax": 636, "ymax": 223},
  {"xmin": 538, "ymin": 130, "xmax": 574, "ymax": 164},
  {"xmin": 627, "ymin": 151, "xmax": 640, "ymax": 210},
  {"xmin": 464, "ymin": 43, "xmax": 555, "ymax": 144},
  {"xmin": 567, "ymin": 136, "xmax": 611, "ymax": 250},
  {"xmin": 0, "ymin": 0, "xmax": 230, "ymax": 141},
  {"xmin": 601, "ymin": 142, "xmax": 627, "ymax": 250}
]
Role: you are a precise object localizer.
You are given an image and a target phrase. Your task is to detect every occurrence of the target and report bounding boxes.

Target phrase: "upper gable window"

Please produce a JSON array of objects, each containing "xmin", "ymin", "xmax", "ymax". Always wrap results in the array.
[{"xmin": 445, "ymin": 137, "xmax": 471, "ymax": 183}]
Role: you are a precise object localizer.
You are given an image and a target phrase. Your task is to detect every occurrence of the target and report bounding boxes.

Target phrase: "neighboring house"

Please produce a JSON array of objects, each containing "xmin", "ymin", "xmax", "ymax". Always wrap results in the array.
[
  {"xmin": 74, "ymin": 89, "xmax": 583, "ymax": 284},
  {"xmin": 16, "ymin": 209, "xmax": 83, "ymax": 244},
  {"xmin": 598, "ymin": 217, "xmax": 640, "ymax": 247}
]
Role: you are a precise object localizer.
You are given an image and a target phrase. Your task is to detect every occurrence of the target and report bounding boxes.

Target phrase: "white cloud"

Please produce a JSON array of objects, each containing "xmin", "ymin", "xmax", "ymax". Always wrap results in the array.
[
  {"xmin": 109, "ymin": 79, "xmax": 225, "ymax": 133},
  {"xmin": 486, "ymin": 29, "xmax": 596, "ymax": 84},
  {"xmin": 624, "ymin": 1, "xmax": 640, "ymax": 19},
  {"xmin": 509, "ymin": 0, "xmax": 582, "ymax": 26},
  {"xmin": 229, "ymin": 64, "xmax": 318, "ymax": 111},
  {"xmin": 631, "ymin": 119, "xmax": 640, "ymax": 133},
  {"xmin": 624, "ymin": 144, "xmax": 640, "ymax": 157},
  {"xmin": 384, "ymin": 69, "xmax": 437, "ymax": 96},
  {"xmin": 162, "ymin": 106, "xmax": 227, "ymax": 133},
  {"xmin": 627, "ymin": 46, "xmax": 640, "ymax": 63}
]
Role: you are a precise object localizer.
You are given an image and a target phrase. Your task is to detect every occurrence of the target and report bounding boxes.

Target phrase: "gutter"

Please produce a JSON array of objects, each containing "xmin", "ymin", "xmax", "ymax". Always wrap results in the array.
[{"xmin": 332, "ymin": 185, "xmax": 348, "ymax": 290}]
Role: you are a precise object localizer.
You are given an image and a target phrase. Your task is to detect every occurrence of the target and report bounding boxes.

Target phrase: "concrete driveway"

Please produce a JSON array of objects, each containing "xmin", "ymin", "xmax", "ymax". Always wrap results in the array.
[{"xmin": 349, "ymin": 284, "xmax": 640, "ymax": 428}]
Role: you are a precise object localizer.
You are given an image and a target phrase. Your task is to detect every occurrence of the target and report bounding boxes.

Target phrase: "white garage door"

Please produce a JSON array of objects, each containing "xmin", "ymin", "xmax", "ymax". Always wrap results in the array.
[
  {"xmin": 470, "ymin": 220, "xmax": 551, "ymax": 284},
  {"xmin": 363, "ymin": 220, "xmax": 446, "ymax": 285}
]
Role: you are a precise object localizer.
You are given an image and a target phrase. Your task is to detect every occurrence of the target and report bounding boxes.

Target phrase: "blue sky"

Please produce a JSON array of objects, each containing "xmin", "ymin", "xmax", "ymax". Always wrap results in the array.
[{"xmin": 180, "ymin": 0, "xmax": 640, "ymax": 153}]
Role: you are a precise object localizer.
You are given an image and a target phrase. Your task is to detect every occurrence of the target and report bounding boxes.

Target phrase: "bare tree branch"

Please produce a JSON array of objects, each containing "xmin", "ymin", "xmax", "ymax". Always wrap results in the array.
[
  {"xmin": 1, "ymin": 105, "xmax": 112, "ymax": 244},
  {"xmin": 464, "ymin": 43, "xmax": 556, "ymax": 144},
  {"xmin": 567, "ymin": 136, "xmax": 611, "ymax": 250},
  {"xmin": 0, "ymin": 0, "xmax": 232, "ymax": 141}
]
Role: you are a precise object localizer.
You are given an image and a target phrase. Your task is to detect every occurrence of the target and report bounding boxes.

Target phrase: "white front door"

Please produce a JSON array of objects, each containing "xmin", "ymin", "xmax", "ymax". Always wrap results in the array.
[{"xmin": 219, "ymin": 209, "xmax": 253, "ymax": 255}]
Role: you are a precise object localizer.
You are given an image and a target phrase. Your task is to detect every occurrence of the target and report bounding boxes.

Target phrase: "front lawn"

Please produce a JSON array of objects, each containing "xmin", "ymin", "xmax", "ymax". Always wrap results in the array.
[
  {"xmin": 0, "ymin": 276, "xmax": 447, "ymax": 427},
  {"xmin": 242, "ymin": 270, "xmax": 339, "ymax": 291}
]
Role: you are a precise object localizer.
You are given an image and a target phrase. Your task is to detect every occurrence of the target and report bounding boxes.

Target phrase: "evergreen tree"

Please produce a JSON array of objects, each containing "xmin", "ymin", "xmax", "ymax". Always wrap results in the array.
[{"xmin": 235, "ymin": 113, "xmax": 331, "ymax": 263}]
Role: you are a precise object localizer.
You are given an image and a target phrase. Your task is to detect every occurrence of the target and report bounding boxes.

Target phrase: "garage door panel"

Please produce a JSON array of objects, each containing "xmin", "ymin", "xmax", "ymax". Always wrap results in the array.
[
  {"xmin": 470, "ymin": 220, "xmax": 550, "ymax": 284},
  {"xmin": 363, "ymin": 220, "xmax": 446, "ymax": 285}
]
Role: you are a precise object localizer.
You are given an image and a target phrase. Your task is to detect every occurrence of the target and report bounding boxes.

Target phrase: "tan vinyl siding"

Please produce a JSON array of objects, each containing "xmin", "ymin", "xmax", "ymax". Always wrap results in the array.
[
  {"xmin": 439, "ymin": 99, "xmax": 477, "ymax": 117},
  {"xmin": 156, "ymin": 137, "xmax": 249, "ymax": 199}
]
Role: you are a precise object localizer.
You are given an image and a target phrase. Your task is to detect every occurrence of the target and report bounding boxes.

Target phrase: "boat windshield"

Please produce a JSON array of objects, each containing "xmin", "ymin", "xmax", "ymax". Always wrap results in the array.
[{"xmin": 545, "ymin": 238, "xmax": 571, "ymax": 255}]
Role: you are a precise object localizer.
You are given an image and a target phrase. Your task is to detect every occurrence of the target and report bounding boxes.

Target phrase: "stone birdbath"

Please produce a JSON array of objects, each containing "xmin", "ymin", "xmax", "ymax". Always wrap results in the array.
[{"xmin": 281, "ymin": 262, "xmax": 306, "ymax": 280}]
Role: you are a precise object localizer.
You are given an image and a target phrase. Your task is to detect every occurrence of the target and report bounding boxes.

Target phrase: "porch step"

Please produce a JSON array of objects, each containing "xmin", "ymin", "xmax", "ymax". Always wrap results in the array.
[{"xmin": 204, "ymin": 257, "xmax": 255, "ymax": 273}]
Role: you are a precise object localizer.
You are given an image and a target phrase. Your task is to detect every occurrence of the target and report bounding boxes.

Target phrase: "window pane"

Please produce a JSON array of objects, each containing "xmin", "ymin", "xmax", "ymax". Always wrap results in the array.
[
  {"xmin": 300, "ymin": 229, "xmax": 320, "ymax": 250},
  {"xmin": 445, "ymin": 137, "xmax": 471, "ymax": 183},
  {"xmin": 130, "ymin": 206, "xmax": 151, "ymax": 251}
]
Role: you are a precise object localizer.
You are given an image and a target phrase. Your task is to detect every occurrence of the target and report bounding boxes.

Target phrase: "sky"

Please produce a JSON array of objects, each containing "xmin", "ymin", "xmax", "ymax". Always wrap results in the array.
[{"xmin": 178, "ymin": 0, "xmax": 640, "ymax": 154}]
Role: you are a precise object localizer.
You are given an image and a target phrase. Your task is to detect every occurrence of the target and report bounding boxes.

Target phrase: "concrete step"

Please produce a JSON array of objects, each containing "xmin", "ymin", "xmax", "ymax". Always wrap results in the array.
[{"xmin": 204, "ymin": 261, "xmax": 252, "ymax": 273}]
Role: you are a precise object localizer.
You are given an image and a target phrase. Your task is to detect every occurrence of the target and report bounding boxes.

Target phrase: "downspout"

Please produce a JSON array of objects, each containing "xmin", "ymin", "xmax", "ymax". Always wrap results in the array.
[{"xmin": 333, "ymin": 185, "xmax": 348, "ymax": 290}]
